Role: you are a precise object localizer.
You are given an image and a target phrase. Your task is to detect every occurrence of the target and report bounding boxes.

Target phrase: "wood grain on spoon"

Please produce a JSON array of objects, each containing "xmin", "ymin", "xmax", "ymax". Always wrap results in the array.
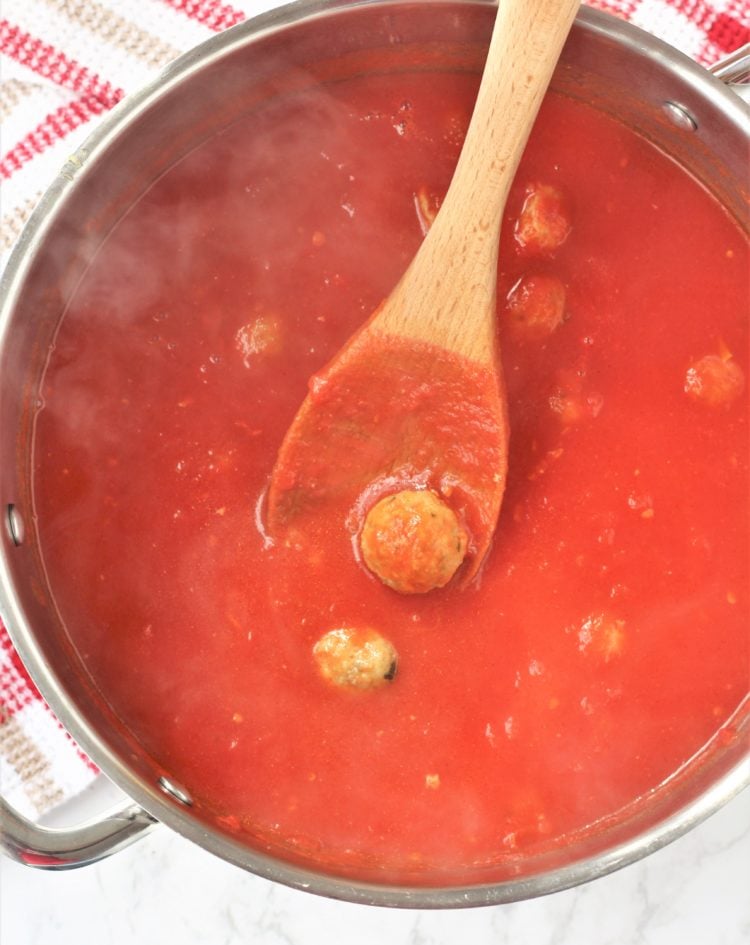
[{"xmin": 267, "ymin": 0, "xmax": 580, "ymax": 588}]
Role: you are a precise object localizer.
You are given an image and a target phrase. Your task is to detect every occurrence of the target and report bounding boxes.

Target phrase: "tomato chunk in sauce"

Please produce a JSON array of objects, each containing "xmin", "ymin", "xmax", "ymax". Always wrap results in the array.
[{"xmin": 32, "ymin": 71, "xmax": 748, "ymax": 881}]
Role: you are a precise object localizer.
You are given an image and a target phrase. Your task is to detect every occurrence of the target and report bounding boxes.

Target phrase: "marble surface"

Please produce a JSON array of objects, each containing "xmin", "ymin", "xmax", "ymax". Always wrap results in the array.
[{"xmin": 2, "ymin": 784, "xmax": 748, "ymax": 945}]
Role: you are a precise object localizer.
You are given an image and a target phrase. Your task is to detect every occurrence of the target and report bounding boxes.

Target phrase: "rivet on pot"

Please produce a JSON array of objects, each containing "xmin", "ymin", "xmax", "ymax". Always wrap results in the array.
[
  {"xmin": 662, "ymin": 101, "xmax": 698, "ymax": 131},
  {"xmin": 158, "ymin": 776, "xmax": 193, "ymax": 806},
  {"xmin": 5, "ymin": 505, "xmax": 24, "ymax": 546}
]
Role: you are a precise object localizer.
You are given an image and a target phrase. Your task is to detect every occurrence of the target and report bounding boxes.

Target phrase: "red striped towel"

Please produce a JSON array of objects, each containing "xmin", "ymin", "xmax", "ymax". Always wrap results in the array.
[{"xmin": 1, "ymin": 0, "xmax": 748, "ymax": 822}]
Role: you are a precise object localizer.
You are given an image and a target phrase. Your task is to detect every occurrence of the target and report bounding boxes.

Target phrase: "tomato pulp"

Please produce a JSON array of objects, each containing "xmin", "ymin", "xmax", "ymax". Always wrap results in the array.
[{"xmin": 33, "ymin": 71, "xmax": 749, "ymax": 882}]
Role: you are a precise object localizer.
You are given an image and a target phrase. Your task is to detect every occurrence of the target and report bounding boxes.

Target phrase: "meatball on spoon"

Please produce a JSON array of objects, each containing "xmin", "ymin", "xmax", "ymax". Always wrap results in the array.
[{"xmin": 267, "ymin": 0, "xmax": 579, "ymax": 590}]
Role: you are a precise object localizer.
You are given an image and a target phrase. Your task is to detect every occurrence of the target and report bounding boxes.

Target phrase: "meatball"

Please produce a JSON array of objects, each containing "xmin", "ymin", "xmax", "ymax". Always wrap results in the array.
[
  {"xmin": 684, "ymin": 353, "xmax": 745, "ymax": 408},
  {"xmin": 578, "ymin": 613, "xmax": 626, "ymax": 663},
  {"xmin": 235, "ymin": 312, "xmax": 283, "ymax": 367},
  {"xmin": 313, "ymin": 627, "xmax": 397, "ymax": 691},
  {"xmin": 514, "ymin": 182, "xmax": 572, "ymax": 256},
  {"xmin": 549, "ymin": 387, "xmax": 585, "ymax": 426},
  {"xmin": 504, "ymin": 273, "xmax": 566, "ymax": 341},
  {"xmin": 360, "ymin": 489, "xmax": 468, "ymax": 594}
]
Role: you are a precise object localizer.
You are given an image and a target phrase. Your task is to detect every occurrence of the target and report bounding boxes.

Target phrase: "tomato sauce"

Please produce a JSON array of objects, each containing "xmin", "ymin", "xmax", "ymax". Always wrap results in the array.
[{"xmin": 32, "ymin": 71, "xmax": 748, "ymax": 882}]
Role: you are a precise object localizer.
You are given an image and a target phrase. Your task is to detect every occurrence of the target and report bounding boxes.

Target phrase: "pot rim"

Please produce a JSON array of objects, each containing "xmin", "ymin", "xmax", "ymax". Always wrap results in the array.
[{"xmin": 0, "ymin": 0, "xmax": 748, "ymax": 908}]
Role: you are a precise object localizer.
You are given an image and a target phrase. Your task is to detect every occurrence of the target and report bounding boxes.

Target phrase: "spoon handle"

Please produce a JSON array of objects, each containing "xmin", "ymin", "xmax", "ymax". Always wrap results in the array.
[
  {"xmin": 376, "ymin": 0, "xmax": 580, "ymax": 363},
  {"xmin": 448, "ymin": 0, "xmax": 580, "ymax": 236}
]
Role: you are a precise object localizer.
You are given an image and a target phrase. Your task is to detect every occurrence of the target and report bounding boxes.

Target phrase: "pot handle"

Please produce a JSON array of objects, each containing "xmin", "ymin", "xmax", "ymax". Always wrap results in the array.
[
  {"xmin": 709, "ymin": 42, "xmax": 750, "ymax": 104},
  {"xmin": 0, "ymin": 793, "xmax": 156, "ymax": 869}
]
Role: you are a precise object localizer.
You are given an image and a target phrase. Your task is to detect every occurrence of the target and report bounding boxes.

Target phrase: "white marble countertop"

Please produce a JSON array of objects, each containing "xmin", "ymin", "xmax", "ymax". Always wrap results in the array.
[{"xmin": 2, "ymin": 784, "xmax": 748, "ymax": 945}]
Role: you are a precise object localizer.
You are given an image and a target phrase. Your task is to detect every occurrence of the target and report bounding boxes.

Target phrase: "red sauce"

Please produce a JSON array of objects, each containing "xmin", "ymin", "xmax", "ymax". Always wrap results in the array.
[{"xmin": 33, "ymin": 71, "xmax": 749, "ymax": 882}]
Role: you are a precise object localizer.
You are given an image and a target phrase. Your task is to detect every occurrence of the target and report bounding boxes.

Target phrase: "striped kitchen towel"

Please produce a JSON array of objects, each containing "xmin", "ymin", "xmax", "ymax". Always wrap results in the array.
[{"xmin": 1, "ymin": 0, "xmax": 748, "ymax": 823}]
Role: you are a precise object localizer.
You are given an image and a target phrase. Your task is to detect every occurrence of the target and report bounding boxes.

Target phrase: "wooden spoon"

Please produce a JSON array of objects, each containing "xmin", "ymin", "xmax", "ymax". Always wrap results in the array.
[{"xmin": 267, "ymin": 0, "xmax": 580, "ymax": 587}]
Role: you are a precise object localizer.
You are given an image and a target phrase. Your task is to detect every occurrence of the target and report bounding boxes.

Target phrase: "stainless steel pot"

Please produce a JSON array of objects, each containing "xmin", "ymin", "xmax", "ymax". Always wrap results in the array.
[{"xmin": 1, "ymin": 0, "xmax": 748, "ymax": 908}]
